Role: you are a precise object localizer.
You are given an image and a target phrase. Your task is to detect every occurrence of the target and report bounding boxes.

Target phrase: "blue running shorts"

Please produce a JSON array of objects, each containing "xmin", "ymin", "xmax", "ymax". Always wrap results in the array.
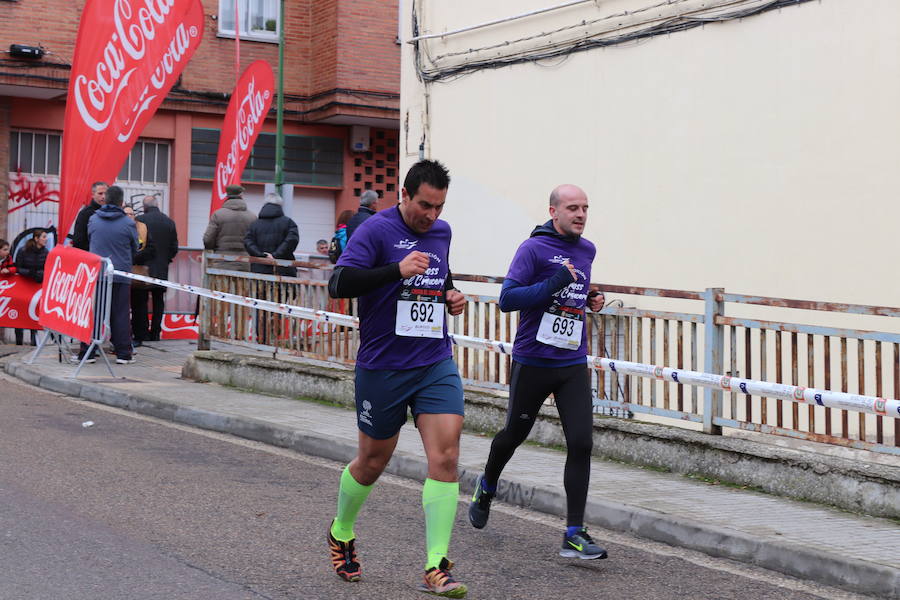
[{"xmin": 354, "ymin": 357, "xmax": 465, "ymax": 439}]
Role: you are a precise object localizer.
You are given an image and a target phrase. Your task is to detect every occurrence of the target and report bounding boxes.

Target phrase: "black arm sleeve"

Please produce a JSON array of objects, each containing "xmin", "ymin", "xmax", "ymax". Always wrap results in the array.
[
  {"xmin": 444, "ymin": 270, "xmax": 456, "ymax": 291},
  {"xmin": 328, "ymin": 264, "xmax": 402, "ymax": 298}
]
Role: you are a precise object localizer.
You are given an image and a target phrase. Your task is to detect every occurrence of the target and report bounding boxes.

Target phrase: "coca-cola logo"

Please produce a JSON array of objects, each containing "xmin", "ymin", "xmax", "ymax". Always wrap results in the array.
[
  {"xmin": 0, "ymin": 278, "xmax": 42, "ymax": 323},
  {"xmin": 161, "ymin": 313, "xmax": 198, "ymax": 332},
  {"xmin": 213, "ymin": 75, "xmax": 272, "ymax": 202},
  {"xmin": 41, "ymin": 256, "xmax": 100, "ymax": 328},
  {"xmin": 0, "ymin": 279, "xmax": 17, "ymax": 319},
  {"xmin": 73, "ymin": 0, "xmax": 199, "ymax": 142}
]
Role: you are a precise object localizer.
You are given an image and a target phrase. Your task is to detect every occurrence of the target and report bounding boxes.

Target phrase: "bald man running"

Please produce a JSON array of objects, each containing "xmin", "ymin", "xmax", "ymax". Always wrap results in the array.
[{"xmin": 468, "ymin": 184, "xmax": 608, "ymax": 560}]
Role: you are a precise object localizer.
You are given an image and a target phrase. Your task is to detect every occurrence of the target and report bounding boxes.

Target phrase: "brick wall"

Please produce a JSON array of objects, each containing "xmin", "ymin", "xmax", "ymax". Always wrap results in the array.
[
  {"xmin": 0, "ymin": 0, "xmax": 398, "ymax": 115},
  {"xmin": 0, "ymin": 98, "xmax": 8, "ymax": 239}
]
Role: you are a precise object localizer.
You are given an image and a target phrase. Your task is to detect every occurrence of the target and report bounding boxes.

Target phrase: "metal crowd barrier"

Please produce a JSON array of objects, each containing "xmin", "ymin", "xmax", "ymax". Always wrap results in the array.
[{"xmin": 28, "ymin": 257, "xmax": 116, "ymax": 378}]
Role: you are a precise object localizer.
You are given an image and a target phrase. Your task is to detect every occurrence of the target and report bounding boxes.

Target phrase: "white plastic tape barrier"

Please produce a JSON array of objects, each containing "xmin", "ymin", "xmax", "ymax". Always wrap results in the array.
[{"xmin": 117, "ymin": 270, "xmax": 900, "ymax": 418}]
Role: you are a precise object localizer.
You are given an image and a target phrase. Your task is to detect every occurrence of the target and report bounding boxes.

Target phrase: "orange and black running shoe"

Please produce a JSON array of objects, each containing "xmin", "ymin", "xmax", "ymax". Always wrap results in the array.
[
  {"xmin": 419, "ymin": 557, "xmax": 467, "ymax": 598},
  {"xmin": 328, "ymin": 525, "xmax": 361, "ymax": 582}
]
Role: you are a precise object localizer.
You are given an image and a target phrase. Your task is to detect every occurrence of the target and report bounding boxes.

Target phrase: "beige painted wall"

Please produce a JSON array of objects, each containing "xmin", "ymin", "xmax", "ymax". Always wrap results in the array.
[{"xmin": 401, "ymin": 0, "xmax": 900, "ymax": 333}]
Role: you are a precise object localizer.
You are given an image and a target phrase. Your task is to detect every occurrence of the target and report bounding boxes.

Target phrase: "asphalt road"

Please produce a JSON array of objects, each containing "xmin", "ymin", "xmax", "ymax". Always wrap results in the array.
[{"xmin": 0, "ymin": 375, "xmax": 873, "ymax": 600}]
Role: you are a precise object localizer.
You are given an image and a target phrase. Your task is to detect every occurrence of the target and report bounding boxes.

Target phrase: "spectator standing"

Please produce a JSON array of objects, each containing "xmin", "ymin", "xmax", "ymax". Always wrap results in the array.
[
  {"xmin": 346, "ymin": 190, "xmax": 378, "ymax": 240},
  {"xmin": 124, "ymin": 203, "xmax": 155, "ymax": 347},
  {"xmin": 203, "ymin": 184, "xmax": 256, "ymax": 271},
  {"xmin": 243, "ymin": 193, "xmax": 299, "ymax": 276},
  {"xmin": 328, "ymin": 209, "xmax": 354, "ymax": 264},
  {"xmin": 0, "ymin": 238, "xmax": 23, "ymax": 345},
  {"xmin": 316, "ymin": 239, "xmax": 329, "ymax": 256},
  {"xmin": 15, "ymin": 229, "xmax": 49, "ymax": 283},
  {"xmin": 135, "ymin": 195, "xmax": 179, "ymax": 342},
  {"xmin": 87, "ymin": 186, "xmax": 138, "ymax": 364},
  {"xmin": 72, "ymin": 182, "xmax": 108, "ymax": 250},
  {"xmin": 15, "ymin": 229, "xmax": 49, "ymax": 346},
  {"xmin": 0, "ymin": 238, "xmax": 16, "ymax": 277}
]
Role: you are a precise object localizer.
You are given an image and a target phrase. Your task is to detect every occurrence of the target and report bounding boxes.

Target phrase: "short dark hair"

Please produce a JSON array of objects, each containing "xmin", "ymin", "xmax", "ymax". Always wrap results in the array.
[
  {"xmin": 0, "ymin": 238, "xmax": 8, "ymax": 249},
  {"xmin": 402, "ymin": 159, "xmax": 450, "ymax": 199},
  {"xmin": 105, "ymin": 185, "xmax": 124, "ymax": 207},
  {"xmin": 91, "ymin": 181, "xmax": 108, "ymax": 191}
]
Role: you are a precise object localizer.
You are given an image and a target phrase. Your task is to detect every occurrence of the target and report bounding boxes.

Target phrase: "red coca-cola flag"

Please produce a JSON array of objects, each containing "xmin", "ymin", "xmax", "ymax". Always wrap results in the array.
[
  {"xmin": 58, "ymin": 0, "xmax": 205, "ymax": 238},
  {"xmin": 39, "ymin": 246, "xmax": 104, "ymax": 344},
  {"xmin": 210, "ymin": 60, "xmax": 275, "ymax": 214},
  {"xmin": 0, "ymin": 275, "xmax": 43, "ymax": 330}
]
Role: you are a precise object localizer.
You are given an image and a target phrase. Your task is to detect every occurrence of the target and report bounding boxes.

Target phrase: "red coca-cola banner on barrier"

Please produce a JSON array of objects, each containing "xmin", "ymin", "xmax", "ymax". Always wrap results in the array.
[
  {"xmin": 0, "ymin": 276, "xmax": 43, "ymax": 330},
  {"xmin": 58, "ymin": 0, "xmax": 205, "ymax": 238},
  {"xmin": 39, "ymin": 246, "xmax": 104, "ymax": 344},
  {"xmin": 210, "ymin": 60, "xmax": 275, "ymax": 214},
  {"xmin": 159, "ymin": 313, "xmax": 198, "ymax": 340}
]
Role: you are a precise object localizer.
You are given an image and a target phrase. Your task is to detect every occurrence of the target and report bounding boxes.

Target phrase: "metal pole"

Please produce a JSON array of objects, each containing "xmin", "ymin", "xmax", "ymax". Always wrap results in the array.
[
  {"xmin": 703, "ymin": 287, "xmax": 724, "ymax": 434},
  {"xmin": 274, "ymin": 0, "xmax": 285, "ymax": 196}
]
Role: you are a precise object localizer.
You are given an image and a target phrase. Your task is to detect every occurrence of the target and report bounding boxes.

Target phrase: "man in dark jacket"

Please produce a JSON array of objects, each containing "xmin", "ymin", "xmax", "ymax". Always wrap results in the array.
[
  {"xmin": 71, "ymin": 181, "xmax": 108, "ymax": 250},
  {"xmin": 346, "ymin": 190, "xmax": 378, "ymax": 240},
  {"xmin": 134, "ymin": 195, "xmax": 179, "ymax": 342},
  {"xmin": 88, "ymin": 185, "xmax": 138, "ymax": 364},
  {"xmin": 243, "ymin": 193, "xmax": 299, "ymax": 276}
]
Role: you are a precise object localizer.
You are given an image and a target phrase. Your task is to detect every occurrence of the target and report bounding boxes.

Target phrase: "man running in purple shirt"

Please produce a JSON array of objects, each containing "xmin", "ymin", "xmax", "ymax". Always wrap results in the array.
[
  {"xmin": 468, "ymin": 184, "xmax": 608, "ymax": 560},
  {"xmin": 326, "ymin": 159, "xmax": 469, "ymax": 598}
]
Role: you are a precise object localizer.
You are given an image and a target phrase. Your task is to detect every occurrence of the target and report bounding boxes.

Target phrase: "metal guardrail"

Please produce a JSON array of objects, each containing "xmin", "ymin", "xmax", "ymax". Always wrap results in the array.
[{"xmin": 190, "ymin": 252, "xmax": 900, "ymax": 455}]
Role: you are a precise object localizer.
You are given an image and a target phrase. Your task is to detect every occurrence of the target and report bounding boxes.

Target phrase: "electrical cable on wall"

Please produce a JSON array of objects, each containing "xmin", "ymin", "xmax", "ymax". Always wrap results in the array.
[{"xmin": 412, "ymin": 0, "xmax": 817, "ymax": 83}]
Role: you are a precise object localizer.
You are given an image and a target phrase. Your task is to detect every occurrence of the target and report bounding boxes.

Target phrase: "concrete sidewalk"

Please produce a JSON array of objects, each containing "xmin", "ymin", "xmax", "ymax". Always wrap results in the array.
[{"xmin": 3, "ymin": 340, "xmax": 898, "ymax": 598}]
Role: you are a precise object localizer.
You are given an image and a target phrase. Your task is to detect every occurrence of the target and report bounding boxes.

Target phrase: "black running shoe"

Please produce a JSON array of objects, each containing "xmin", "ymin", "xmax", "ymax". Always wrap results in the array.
[
  {"xmin": 559, "ymin": 528, "xmax": 608, "ymax": 560},
  {"xmin": 468, "ymin": 473, "xmax": 494, "ymax": 529},
  {"xmin": 328, "ymin": 523, "xmax": 361, "ymax": 582}
]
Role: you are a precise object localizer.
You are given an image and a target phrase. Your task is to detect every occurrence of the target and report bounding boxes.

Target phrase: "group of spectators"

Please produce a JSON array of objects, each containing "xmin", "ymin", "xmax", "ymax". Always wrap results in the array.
[
  {"xmin": 203, "ymin": 185, "xmax": 379, "ymax": 275},
  {"xmin": 72, "ymin": 181, "xmax": 179, "ymax": 364}
]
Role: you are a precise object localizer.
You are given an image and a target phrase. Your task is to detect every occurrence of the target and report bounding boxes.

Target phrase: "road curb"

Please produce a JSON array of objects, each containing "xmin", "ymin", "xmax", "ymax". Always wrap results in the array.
[{"xmin": 5, "ymin": 358, "xmax": 898, "ymax": 599}]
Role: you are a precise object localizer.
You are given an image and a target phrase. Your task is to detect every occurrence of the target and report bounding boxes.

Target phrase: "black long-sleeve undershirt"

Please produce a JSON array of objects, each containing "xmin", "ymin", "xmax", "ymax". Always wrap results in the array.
[{"xmin": 328, "ymin": 265, "xmax": 457, "ymax": 299}]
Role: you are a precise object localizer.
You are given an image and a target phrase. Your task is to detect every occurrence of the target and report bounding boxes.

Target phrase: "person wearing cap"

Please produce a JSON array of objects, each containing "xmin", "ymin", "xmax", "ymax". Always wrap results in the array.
[
  {"xmin": 203, "ymin": 184, "xmax": 256, "ymax": 271},
  {"xmin": 346, "ymin": 190, "xmax": 379, "ymax": 241}
]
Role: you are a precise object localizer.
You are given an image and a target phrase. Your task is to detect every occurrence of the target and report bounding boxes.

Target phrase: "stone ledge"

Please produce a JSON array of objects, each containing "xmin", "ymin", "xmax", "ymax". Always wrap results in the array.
[{"xmin": 182, "ymin": 350, "xmax": 900, "ymax": 519}]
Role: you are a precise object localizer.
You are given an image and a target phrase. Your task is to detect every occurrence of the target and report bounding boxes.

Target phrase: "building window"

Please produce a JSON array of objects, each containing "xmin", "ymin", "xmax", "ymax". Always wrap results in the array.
[
  {"xmin": 9, "ymin": 130, "xmax": 61, "ymax": 175},
  {"xmin": 218, "ymin": 0, "xmax": 279, "ymax": 42},
  {"xmin": 117, "ymin": 140, "xmax": 170, "ymax": 184},
  {"xmin": 191, "ymin": 129, "xmax": 343, "ymax": 187}
]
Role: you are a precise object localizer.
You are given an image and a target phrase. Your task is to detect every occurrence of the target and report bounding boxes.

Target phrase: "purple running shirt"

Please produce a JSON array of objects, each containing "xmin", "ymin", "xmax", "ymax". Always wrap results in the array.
[
  {"xmin": 505, "ymin": 229, "xmax": 596, "ymax": 361},
  {"xmin": 337, "ymin": 206, "xmax": 453, "ymax": 370}
]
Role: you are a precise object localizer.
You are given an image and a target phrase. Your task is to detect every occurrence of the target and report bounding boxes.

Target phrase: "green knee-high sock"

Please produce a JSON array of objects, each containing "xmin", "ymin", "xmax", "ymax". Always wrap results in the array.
[
  {"xmin": 331, "ymin": 465, "xmax": 374, "ymax": 542},
  {"xmin": 422, "ymin": 478, "xmax": 460, "ymax": 570}
]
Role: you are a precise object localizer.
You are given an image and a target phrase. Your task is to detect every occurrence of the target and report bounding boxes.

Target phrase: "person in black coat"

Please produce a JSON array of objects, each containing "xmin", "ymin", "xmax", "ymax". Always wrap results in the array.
[
  {"xmin": 13, "ymin": 229, "xmax": 48, "ymax": 346},
  {"xmin": 71, "ymin": 181, "xmax": 108, "ymax": 250},
  {"xmin": 243, "ymin": 193, "xmax": 299, "ymax": 276},
  {"xmin": 133, "ymin": 195, "xmax": 179, "ymax": 342},
  {"xmin": 346, "ymin": 190, "xmax": 378, "ymax": 240},
  {"xmin": 15, "ymin": 229, "xmax": 49, "ymax": 283}
]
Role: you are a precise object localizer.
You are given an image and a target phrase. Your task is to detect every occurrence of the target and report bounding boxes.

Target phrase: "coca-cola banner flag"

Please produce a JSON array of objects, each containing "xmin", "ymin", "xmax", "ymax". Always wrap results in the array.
[
  {"xmin": 58, "ymin": 0, "xmax": 205, "ymax": 238},
  {"xmin": 39, "ymin": 246, "xmax": 103, "ymax": 344},
  {"xmin": 0, "ymin": 276, "xmax": 43, "ymax": 330},
  {"xmin": 210, "ymin": 60, "xmax": 275, "ymax": 214}
]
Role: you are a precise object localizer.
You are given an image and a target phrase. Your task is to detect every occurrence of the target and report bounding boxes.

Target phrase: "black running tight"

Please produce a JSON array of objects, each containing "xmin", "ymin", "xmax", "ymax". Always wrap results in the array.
[{"xmin": 484, "ymin": 361, "xmax": 593, "ymax": 526}]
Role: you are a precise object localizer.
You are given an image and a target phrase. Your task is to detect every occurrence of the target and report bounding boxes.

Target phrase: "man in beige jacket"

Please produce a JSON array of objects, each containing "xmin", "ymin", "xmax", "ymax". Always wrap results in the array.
[{"xmin": 203, "ymin": 184, "xmax": 257, "ymax": 271}]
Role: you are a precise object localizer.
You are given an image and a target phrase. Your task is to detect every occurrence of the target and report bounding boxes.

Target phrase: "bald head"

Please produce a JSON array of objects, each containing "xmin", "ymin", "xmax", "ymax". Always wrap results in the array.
[
  {"xmin": 549, "ymin": 184, "xmax": 587, "ymax": 207},
  {"xmin": 143, "ymin": 195, "xmax": 158, "ymax": 209},
  {"xmin": 548, "ymin": 184, "xmax": 589, "ymax": 237}
]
